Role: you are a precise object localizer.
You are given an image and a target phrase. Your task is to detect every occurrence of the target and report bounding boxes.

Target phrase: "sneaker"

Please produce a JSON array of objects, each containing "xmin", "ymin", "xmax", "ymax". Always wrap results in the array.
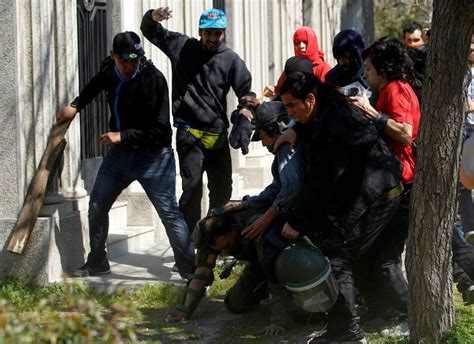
[
  {"xmin": 462, "ymin": 285, "xmax": 474, "ymax": 305},
  {"xmin": 69, "ymin": 260, "xmax": 111, "ymax": 277},
  {"xmin": 308, "ymin": 332, "xmax": 367, "ymax": 343},
  {"xmin": 380, "ymin": 321, "xmax": 410, "ymax": 337},
  {"xmin": 465, "ymin": 231, "xmax": 474, "ymax": 245}
]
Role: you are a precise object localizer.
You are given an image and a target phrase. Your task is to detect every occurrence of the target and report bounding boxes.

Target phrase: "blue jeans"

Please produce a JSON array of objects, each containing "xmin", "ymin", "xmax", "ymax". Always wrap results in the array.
[{"xmin": 88, "ymin": 146, "xmax": 195, "ymax": 275}]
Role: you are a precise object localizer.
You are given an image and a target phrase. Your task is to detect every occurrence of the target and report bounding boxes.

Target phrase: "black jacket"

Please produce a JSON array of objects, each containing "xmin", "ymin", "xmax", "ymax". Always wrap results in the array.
[
  {"xmin": 288, "ymin": 101, "xmax": 401, "ymax": 243},
  {"xmin": 325, "ymin": 29, "xmax": 367, "ymax": 88},
  {"xmin": 141, "ymin": 10, "xmax": 253, "ymax": 133},
  {"xmin": 71, "ymin": 57, "xmax": 172, "ymax": 151}
]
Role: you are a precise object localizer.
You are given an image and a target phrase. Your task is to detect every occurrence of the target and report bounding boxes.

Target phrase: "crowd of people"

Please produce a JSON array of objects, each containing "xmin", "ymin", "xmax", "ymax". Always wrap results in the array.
[{"xmin": 55, "ymin": 6, "xmax": 474, "ymax": 343}]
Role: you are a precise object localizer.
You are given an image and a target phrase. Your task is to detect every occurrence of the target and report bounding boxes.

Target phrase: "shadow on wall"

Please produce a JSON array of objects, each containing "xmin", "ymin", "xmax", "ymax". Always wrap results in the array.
[
  {"xmin": 55, "ymin": 208, "xmax": 88, "ymax": 277},
  {"xmin": 0, "ymin": 218, "xmax": 54, "ymax": 283},
  {"xmin": 0, "ymin": 205, "xmax": 87, "ymax": 284}
]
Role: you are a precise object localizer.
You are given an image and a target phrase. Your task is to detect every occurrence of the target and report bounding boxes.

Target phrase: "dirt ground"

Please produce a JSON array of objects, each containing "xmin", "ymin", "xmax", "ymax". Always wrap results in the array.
[{"xmin": 134, "ymin": 295, "xmax": 326, "ymax": 343}]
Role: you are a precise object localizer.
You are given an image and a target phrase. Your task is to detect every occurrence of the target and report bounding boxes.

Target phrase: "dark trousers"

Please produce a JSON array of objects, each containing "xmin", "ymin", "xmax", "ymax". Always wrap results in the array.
[
  {"xmin": 259, "ymin": 216, "xmax": 295, "ymax": 282},
  {"xmin": 454, "ymin": 262, "xmax": 473, "ymax": 294},
  {"xmin": 321, "ymin": 191, "xmax": 403, "ymax": 336},
  {"xmin": 176, "ymin": 128, "xmax": 232, "ymax": 232},
  {"xmin": 355, "ymin": 188, "xmax": 410, "ymax": 318},
  {"xmin": 453, "ymin": 227, "xmax": 474, "ymax": 281}
]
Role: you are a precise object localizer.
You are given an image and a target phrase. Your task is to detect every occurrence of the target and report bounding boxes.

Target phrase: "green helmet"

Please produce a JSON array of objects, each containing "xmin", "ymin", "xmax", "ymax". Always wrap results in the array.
[{"xmin": 274, "ymin": 241, "xmax": 338, "ymax": 313}]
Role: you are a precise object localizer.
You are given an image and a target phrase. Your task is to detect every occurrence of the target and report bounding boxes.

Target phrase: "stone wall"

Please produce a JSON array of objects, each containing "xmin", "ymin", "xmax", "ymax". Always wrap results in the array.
[
  {"xmin": 0, "ymin": 0, "xmax": 87, "ymax": 283},
  {"xmin": 0, "ymin": 0, "xmax": 373, "ymax": 283}
]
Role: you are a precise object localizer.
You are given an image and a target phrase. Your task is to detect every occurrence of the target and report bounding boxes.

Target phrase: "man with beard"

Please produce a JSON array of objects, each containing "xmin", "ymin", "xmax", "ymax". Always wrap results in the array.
[
  {"xmin": 325, "ymin": 29, "xmax": 367, "ymax": 89},
  {"xmin": 141, "ymin": 7, "xmax": 255, "ymax": 233}
]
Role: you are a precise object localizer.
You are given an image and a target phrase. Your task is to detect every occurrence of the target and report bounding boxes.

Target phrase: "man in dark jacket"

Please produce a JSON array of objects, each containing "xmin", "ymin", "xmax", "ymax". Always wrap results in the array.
[
  {"xmin": 279, "ymin": 72, "xmax": 403, "ymax": 343},
  {"xmin": 56, "ymin": 31, "xmax": 195, "ymax": 278},
  {"xmin": 141, "ymin": 7, "xmax": 254, "ymax": 233}
]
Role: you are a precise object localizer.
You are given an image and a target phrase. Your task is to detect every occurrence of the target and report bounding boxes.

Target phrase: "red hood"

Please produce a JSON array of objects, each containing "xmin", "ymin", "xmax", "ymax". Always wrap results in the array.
[{"xmin": 293, "ymin": 27, "xmax": 325, "ymax": 66}]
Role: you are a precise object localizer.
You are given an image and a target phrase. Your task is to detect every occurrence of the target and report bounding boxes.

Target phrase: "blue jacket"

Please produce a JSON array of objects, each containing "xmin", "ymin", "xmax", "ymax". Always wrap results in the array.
[{"xmin": 246, "ymin": 143, "xmax": 305, "ymax": 214}]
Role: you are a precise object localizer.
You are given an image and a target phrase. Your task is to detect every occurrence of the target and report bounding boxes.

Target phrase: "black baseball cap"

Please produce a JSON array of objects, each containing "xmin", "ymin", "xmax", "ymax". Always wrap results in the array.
[
  {"xmin": 284, "ymin": 56, "xmax": 313, "ymax": 76},
  {"xmin": 112, "ymin": 31, "xmax": 145, "ymax": 60},
  {"xmin": 251, "ymin": 101, "xmax": 289, "ymax": 141}
]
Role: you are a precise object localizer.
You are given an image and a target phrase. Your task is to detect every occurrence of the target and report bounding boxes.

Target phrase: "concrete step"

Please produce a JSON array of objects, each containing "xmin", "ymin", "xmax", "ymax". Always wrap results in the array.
[
  {"xmin": 243, "ymin": 152, "xmax": 274, "ymax": 167},
  {"xmin": 235, "ymin": 188, "xmax": 266, "ymax": 199},
  {"xmin": 237, "ymin": 166, "xmax": 273, "ymax": 190},
  {"xmin": 107, "ymin": 225, "xmax": 155, "ymax": 259},
  {"xmin": 109, "ymin": 201, "xmax": 128, "ymax": 230}
]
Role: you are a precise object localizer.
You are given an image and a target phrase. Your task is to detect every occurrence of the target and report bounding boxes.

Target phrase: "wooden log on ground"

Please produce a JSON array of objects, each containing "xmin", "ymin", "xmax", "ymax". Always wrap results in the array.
[{"xmin": 8, "ymin": 120, "xmax": 72, "ymax": 254}]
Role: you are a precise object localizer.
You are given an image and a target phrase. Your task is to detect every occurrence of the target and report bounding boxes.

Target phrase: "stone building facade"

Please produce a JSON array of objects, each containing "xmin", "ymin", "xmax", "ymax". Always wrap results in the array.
[{"xmin": 0, "ymin": 0, "xmax": 373, "ymax": 283}]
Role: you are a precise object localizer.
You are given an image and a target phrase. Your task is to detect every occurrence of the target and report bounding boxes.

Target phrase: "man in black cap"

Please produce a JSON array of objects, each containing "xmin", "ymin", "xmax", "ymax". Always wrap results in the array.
[
  {"xmin": 240, "ymin": 101, "xmax": 306, "ymax": 242},
  {"xmin": 57, "ymin": 31, "xmax": 195, "ymax": 278}
]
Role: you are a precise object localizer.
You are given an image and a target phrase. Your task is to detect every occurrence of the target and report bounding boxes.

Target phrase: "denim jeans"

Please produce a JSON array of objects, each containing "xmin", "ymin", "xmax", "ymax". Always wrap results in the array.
[{"xmin": 87, "ymin": 146, "xmax": 195, "ymax": 275}]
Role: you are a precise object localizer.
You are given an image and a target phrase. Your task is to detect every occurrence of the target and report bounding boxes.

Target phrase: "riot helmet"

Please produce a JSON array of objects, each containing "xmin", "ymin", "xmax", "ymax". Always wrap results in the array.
[{"xmin": 274, "ymin": 241, "xmax": 338, "ymax": 313}]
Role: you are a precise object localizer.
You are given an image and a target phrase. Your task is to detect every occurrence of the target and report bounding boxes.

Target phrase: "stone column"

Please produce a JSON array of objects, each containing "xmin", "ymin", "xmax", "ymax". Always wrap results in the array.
[
  {"xmin": 0, "ymin": 0, "xmax": 88, "ymax": 283},
  {"xmin": 55, "ymin": 0, "xmax": 87, "ymax": 202},
  {"xmin": 0, "ymin": 0, "xmax": 20, "ymax": 222}
]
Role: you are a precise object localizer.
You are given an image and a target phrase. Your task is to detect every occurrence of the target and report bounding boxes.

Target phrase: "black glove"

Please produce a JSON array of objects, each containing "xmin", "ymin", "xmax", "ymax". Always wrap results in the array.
[{"xmin": 229, "ymin": 113, "xmax": 254, "ymax": 155}]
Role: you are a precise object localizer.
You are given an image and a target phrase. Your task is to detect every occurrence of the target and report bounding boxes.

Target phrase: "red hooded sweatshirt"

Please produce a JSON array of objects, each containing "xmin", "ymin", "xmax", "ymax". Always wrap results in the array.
[{"xmin": 275, "ymin": 27, "xmax": 331, "ymax": 93}]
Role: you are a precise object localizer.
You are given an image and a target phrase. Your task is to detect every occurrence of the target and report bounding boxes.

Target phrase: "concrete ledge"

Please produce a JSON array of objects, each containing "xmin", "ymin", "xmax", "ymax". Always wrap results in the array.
[{"xmin": 0, "ymin": 208, "xmax": 88, "ymax": 284}]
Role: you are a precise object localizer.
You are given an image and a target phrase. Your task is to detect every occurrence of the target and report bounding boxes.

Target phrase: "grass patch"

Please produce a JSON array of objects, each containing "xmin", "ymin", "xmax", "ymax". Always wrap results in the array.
[
  {"xmin": 1, "ymin": 268, "xmax": 472, "ymax": 343},
  {"xmin": 443, "ymin": 290, "xmax": 474, "ymax": 343},
  {"xmin": 0, "ymin": 276, "xmax": 97, "ymax": 310},
  {"xmin": 207, "ymin": 260, "xmax": 244, "ymax": 297}
]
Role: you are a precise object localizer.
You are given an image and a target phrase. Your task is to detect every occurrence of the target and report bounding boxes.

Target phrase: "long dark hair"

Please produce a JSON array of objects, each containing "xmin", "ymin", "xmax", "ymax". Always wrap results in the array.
[
  {"xmin": 199, "ymin": 212, "xmax": 232, "ymax": 246},
  {"xmin": 362, "ymin": 38, "xmax": 416, "ymax": 85}
]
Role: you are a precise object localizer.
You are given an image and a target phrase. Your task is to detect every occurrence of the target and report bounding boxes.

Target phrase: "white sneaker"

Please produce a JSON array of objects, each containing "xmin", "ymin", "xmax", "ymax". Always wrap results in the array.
[
  {"xmin": 380, "ymin": 321, "xmax": 410, "ymax": 337},
  {"xmin": 465, "ymin": 231, "xmax": 474, "ymax": 245}
]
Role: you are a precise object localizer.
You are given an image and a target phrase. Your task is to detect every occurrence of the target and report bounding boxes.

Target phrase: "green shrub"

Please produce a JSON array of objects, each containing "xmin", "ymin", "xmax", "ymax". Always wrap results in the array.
[{"xmin": 0, "ymin": 278, "xmax": 137, "ymax": 343}]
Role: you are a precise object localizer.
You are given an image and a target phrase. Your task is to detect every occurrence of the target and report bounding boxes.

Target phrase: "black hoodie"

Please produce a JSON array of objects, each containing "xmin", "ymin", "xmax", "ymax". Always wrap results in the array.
[
  {"xmin": 71, "ymin": 56, "xmax": 172, "ymax": 151},
  {"xmin": 325, "ymin": 29, "xmax": 367, "ymax": 88},
  {"xmin": 141, "ymin": 10, "xmax": 253, "ymax": 133}
]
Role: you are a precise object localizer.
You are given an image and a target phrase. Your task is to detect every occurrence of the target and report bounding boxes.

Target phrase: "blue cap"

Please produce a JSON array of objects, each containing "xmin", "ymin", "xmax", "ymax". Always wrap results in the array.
[{"xmin": 199, "ymin": 9, "xmax": 227, "ymax": 29}]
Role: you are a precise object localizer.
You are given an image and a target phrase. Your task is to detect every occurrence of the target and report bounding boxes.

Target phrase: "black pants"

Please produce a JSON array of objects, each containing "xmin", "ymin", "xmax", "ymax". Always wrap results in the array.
[
  {"xmin": 259, "ymin": 216, "xmax": 295, "ymax": 281},
  {"xmin": 321, "ymin": 191, "xmax": 403, "ymax": 337},
  {"xmin": 452, "ymin": 227, "xmax": 474, "ymax": 282},
  {"xmin": 355, "ymin": 187, "xmax": 410, "ymax": 318},
  {"xmin": 176, "ymin": 128, "xmax": 232, "ymax": 232}
]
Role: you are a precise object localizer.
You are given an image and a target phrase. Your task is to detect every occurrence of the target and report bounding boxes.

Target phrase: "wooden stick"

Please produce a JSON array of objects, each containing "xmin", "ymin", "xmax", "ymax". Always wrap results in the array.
[
  {"xmin": 257, "ymin": 89, "xmax": 271, "ymax": 103},
  {"xmin": 8, "ymin": 120, "xmax": 72, "ymax": 254}
]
